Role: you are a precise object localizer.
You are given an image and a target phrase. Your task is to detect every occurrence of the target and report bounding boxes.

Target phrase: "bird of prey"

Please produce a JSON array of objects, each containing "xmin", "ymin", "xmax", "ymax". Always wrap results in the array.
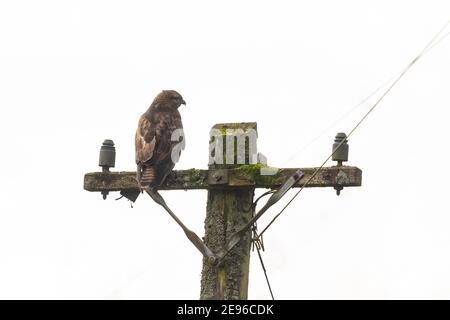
[
  {"xmin": 133, "ymin": 91, "xmax": 217, "ymax": 261},
  {"xmin": 135, "ymin": 90, "xmax": 186, "ymax": 192}
]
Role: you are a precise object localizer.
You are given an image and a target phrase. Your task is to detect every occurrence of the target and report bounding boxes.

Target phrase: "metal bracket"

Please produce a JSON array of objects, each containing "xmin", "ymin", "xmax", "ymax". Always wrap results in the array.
[
  {"xmin": 120, "ymin": 189, "xmax": 141, "ymax": 203},
  {"xmin": 334, "ymin": 169, "xmax": 350, "ymax": 196},
  {"xmin": 207, "ymin": 169, "xmax": 229, "ymax": 185}
]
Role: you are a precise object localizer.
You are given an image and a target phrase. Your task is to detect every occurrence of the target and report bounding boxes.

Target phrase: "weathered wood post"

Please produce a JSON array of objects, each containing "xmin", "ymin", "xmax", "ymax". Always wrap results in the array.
[{"xmin": 200, "ymin": 123, "xmax": 258, "ymax": 300}]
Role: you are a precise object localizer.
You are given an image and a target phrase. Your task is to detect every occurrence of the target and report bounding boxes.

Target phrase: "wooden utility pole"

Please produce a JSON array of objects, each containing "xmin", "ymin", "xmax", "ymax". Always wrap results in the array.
[
  {"xmin": 84, "ymin": 122, "xmax": 362, "ymax": 300},
  {"xmin": 200, "ymin": 123, "xmax": 257, "ymax": 300}
]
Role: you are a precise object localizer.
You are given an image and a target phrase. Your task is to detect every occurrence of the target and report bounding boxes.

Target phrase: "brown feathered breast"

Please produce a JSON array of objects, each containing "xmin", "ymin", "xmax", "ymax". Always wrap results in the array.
[{"xmin": 135, "ymin": 91, "xmax": 184, "ymax": 191}]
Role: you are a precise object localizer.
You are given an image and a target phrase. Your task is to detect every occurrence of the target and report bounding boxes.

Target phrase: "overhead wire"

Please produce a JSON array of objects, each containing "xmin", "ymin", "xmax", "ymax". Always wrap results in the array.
[
  {"xmin": 257, "ymin": 19, "xmax": 450, "ymax": 240},
  {"xmin": 256, "ymin": 245, "xmax": 275, "ymax": 300},
  {"xmin": 283, "ymin": 22, "xmax": 450, "ymax": 166}
]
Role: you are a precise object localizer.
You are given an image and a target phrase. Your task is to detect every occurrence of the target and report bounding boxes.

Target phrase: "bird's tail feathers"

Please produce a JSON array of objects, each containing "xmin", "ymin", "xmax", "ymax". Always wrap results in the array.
[{"xmin": 140, "ymin": 166, "xmax": 156, "ymax": 191}]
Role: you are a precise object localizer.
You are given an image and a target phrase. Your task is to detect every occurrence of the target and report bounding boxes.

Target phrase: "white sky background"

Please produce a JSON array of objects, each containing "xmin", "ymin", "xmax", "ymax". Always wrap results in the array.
[{"xmin": 0, "ymin": 0, "xmax": 449, "ymax": 299}]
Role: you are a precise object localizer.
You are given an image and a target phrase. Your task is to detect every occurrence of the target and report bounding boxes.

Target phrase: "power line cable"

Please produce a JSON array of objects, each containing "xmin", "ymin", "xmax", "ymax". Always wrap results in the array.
[
  {"xmin": 255, "ymin": 239, "xmax": 275, "ymax": 300},
  {"xmin": 283, "ymin": 22, "xmax": 450, "ymax": 166},
  {"xmin": 257, "ymin": 19, "xmax": 450, "ymax": 240}
]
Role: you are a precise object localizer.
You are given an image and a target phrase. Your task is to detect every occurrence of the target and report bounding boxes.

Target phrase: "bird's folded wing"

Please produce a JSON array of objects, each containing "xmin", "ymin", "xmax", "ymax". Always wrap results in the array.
[{"xmin": 135, "ymin": 115, "xmax": 157, "ymax": 165}]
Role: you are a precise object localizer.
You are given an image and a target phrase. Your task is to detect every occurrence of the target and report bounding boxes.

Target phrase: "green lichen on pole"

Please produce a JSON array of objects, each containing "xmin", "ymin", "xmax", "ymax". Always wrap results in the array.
[{"xmin": 200, "ymin": 123, "xmax": 257, "ymax": 300}]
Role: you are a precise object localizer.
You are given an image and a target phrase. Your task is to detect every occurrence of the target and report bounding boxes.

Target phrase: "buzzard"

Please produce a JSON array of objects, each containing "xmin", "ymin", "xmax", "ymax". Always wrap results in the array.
[
  {"xmin": 135, "ymin": 90, "xmax": 186, "ymax": 192},
  {"xmin": 134, "ymin": 91, "xmax": 217, "ymax": 260}
]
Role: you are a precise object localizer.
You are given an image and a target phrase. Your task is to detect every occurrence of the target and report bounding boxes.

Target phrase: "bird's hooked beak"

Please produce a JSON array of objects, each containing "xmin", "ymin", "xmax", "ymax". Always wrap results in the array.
[{"xmin": 181, "ymin": 99, "xmax": 186, "ymax": 106}]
